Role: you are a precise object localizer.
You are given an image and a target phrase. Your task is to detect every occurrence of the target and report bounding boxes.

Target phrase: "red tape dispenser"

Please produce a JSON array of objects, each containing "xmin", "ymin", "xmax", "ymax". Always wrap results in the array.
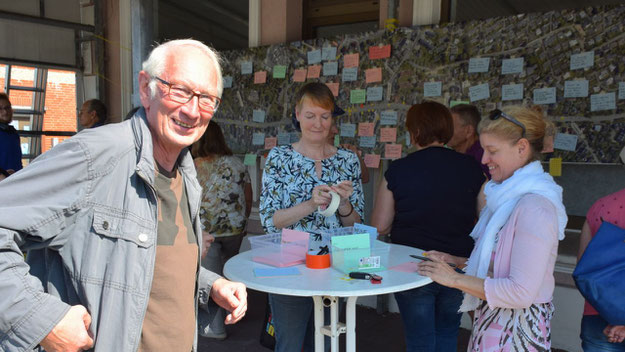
[{"xmin": 349, "ymin": 272, "xmax": 382, "ymax": 284}]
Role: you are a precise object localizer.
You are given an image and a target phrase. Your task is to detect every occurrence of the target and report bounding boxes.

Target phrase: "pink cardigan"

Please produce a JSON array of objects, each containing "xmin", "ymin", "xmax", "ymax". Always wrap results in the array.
[{"xmin": 483, "ymin": 194, "xmax": 560, "ymax": 310}]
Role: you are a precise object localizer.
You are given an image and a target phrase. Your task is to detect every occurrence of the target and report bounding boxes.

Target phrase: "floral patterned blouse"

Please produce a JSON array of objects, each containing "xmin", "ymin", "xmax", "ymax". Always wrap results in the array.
[
  {"xmin": 259, "ymin": 145, "xmax": 364, "ymax": 234},
  {"xmin": 194, "ymin": 155, "xmax": 250, "ymax": 237}
]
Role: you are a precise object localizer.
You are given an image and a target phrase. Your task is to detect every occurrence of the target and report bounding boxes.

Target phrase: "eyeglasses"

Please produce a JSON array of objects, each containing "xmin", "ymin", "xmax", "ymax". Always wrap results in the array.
[
  {"xmin": 0, "ymin": 106, "xmax": 12, "ymax": 111},
  {"xmin": 154, "ymin": 77, "xmax": 221, "ymax": 113},
  {"xmin": 489, "ymin": 109, "xmax": 526, "ymax": 137}
]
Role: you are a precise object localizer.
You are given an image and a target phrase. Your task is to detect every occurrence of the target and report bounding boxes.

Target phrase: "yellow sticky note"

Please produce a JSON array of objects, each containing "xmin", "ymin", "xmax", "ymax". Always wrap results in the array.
[{"xmin": 549, "ymin": 157, "xmax": 562, "ymax": 177}]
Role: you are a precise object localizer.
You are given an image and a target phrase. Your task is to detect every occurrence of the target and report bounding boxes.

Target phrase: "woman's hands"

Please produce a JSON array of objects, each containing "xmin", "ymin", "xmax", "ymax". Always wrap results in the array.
[
  {"xmin": 312, "ymin": 181, "xmax": 353, "ymax": 209},
  {"xmin": 416, "ymin": 254, "xmax": 462, "ymax": 288}
]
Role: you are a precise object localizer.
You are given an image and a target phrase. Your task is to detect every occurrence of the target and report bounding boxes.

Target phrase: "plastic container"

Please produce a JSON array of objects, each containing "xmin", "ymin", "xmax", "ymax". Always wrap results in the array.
[
  {"xmin": 330, "ymin": 241, "xmax": 390, "ymax": 274},
  {"xmin": 249, "ymin": 232, "xmax": 308, "ymax": 267}
]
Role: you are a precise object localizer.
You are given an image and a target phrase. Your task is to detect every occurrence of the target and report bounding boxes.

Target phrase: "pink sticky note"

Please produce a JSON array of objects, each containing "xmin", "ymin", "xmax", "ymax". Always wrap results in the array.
[
  {"xmin": 254, "ymin": 71, "xmax": 267, "ymax": 84},
  {"xmin": 293, "ymin": 69, "xmax": 307, "ymax": 82},
  {"xmin": 364, "ymin": 154, "xmax": 381, "ymax": 168},
  {"xmin": 365, "ymin": 67, "xmax": 382, "ymax": 83},
  {"xmin": 343, "ymin": 53, "xmax": 359, "ymax": 68},
  {"xmin": 369, "ymin": 44, "xmax": 391, "ymax": 59},
  {"xmin": 358, "ymin": 122, "xmax": 374, "ymax": 137},
  {"xmin": 389, "ymin": 261, "xmax": 419, "ymax": 273},
  {"xmin": 282, "ymin": 229, "xmax": 310, "ymax": 242},
  {"xmin": 385, "ymin": 143, "xmax": 402, "ymax": 160},
  {"xmin": 307, "ymin": 65, "xmax": 321, "ymax": 79},
  {"xmin": 326, "ymin": 82, "xmax": 339, "ymax": 97},
  {"xmin": 380, "ymin": 127, "xmax": 397, "ymax": 143},
  {"xmin": 264, "ymin": 137, "xmax": 277, "ymax": 150}
]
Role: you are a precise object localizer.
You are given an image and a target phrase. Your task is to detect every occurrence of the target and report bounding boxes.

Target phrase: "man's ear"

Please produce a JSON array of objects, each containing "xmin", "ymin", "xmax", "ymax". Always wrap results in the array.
[
  {"xmin": 465, "ymin": 124, "xmax": 476, "ymax": 139},
  {"xmin": 138, "ymin": 71, "xmax": 152, "ymax": 108}
]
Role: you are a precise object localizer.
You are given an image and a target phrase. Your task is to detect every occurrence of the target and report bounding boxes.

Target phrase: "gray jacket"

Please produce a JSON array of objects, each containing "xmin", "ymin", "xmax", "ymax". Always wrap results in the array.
[{"xmin": 0, "ymin": 109, "xmax": 220, "ymax": 351}]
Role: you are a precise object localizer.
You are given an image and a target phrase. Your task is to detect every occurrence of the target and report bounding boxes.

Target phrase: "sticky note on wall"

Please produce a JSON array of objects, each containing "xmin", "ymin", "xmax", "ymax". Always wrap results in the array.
[{"xmin": 549, "ymin": 158, "xmax": 562, "ymax": 177}]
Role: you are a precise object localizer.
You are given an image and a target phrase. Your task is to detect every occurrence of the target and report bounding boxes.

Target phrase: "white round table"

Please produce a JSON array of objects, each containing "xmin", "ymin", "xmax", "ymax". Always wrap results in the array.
[{"xmin": 224, "ymin": 242, "xmax": 432, "ymax": 352}]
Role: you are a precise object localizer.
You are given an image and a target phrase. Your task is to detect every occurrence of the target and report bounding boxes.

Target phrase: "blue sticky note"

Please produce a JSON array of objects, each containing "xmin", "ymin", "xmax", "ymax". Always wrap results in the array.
[
  {"xmin": 342, "ymin": 67, "xmax": 358, "ymax": 82},
  {"xmin": 253, "ymin": 109, "xmax": 266, "ymax": 123},
  {"xmin": 278, "ymin": 132, "xmax": 291, "ymax": 145},
  {"xmin": 380, "ymin": 110, "xmax": 398, "ymax": 125},
  {"xmin": 308, "ymin": 49, "xmax": 321, "ymax": 65},
  {"xmin": 564, "ymin": 80, "xmax": 589, "ymax": 98},
  {"xmin": 619, "ymin": 82, "xmax": 625, "ymax": 100},
  {"xmin": 367, "ymin": 86, "xmax": 383, "ymax": 102},
  {"xmin": 423, "ymin": 82, "xmax": 442, "ymax": 97},
  {"xmin": 340, "ymin": 123, "xmax": 356, "ymax": 137},
  {"xmin": 252, "ymin": 132, "xmax": 265, "ymax": 145},
  {"xmin": 241, "ymin": 61, "xmax": 253, "ymax": 75},
  {"xmin": 501, "ymin": 84, "xmax": 523, "ymax": 101},
  {"xmin": 322, "ymin": 46, "xmax": 337, "ymax": 61},
  {"xmin": 254, "ymin": 267, "xmax": 301, "ymax": 277},
  {"xmin": 468, "ymin": 57, "xmax": 490, "ymax": 73},
  {"xmin": 533, "ymin": 87, "xmax": 556, "ymax": 105},
  {"xmin": 469, "ymin": 83, "xmax": 490, "ymax": 102},
  {"xmin": 323, "ymin": 61, "xmax": 338, "ymax": 76},
  {"xmin": 290, "ymin": 132, "xmax": 300, "ymax": 143},
  {"xmin": 501, "ymin": 58, "xmax": 524, "ymax": 75},
  {"xmin": 590, "ymin": 92, "xmax": 616, "ymax": 112},
  {"xmin": 554, "ymin": 133, "xmax": 578, "ymax": 152},
  {"xmin": 223, "ymin": 76, "xmax": 233, "ymax": 88},
  {"xmin": 359, "ymin": 136, "xmax": 376, "ymax": 148},
  {"xmin": 570, "ymin": 51, "xmax": 594, "ymax": 70}
]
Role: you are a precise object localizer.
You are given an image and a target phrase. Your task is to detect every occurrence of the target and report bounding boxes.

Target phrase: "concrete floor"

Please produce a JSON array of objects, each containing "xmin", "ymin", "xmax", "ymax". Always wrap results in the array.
[{"xmin": 198, "ymin": 289, "xmax": 470, "ymax": 352}]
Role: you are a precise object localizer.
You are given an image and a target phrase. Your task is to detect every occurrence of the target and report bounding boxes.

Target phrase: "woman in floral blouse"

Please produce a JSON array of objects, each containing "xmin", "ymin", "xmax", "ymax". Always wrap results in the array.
[
  {"xmin": 192, "ymin": 121, "xmax": 252, "ymax": 339},
  {"xmin": 259, "ymin": 82, "xmax": 364, "ymax": 351}
]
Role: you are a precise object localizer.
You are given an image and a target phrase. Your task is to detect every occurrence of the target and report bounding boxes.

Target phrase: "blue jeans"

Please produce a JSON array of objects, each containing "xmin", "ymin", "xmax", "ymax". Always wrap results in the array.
[
  {"xmin": 581, "ymin": 315, "xmax": 625, "ymax": 351},
  {"xmin": 268, "ymin": 294, "xmax": 336, "ymax": 352},
  {"xmin": 394, "ymin": 282, "xmax": 463, "ymax": 352}
]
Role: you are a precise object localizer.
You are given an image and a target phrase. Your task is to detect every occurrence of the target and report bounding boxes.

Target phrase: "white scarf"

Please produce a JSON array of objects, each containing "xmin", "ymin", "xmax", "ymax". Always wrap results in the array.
[{"xmin": 459, "ymin": 160, "xmax": 567, "ymax": 312}]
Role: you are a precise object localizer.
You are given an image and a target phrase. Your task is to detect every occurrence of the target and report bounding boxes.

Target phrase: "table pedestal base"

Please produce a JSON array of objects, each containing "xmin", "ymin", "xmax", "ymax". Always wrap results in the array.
[{"xmin": 312, "ymin": 296, "xmax": 358, "ymax": 352}]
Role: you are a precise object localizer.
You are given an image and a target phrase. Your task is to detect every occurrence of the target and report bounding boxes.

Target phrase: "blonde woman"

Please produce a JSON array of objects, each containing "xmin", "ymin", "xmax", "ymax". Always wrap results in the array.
[{"xmin": 418, "ymin": 107, "xmax": 567, "ymax": 351}]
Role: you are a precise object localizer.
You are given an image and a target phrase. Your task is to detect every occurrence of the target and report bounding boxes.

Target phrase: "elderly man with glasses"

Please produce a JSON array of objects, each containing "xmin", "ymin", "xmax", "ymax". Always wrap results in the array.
[
  {"xmin": 0, "ymin": 92, "xmax": 22, "ymax": 174},
  {"xmin": 0, "ymin": 39, "xmax": 247, "ymax": 352}
]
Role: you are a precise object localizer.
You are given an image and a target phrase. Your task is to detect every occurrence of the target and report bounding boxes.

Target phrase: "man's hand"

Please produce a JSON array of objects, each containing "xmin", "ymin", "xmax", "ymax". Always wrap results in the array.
[
  {"xmin": 209, "ymin": 278, "xmax": 247, "ymax": 324},
  {"xmin": 40, "ymin": 305, "xmax": 94, "ymax": 352},
  {"xmin": 201, "ymin": 231, "xmax": 215, "ymax": 259},
  {"xmin": 604, "ymin": 325, "xmax": 625, "ymax": 343}
]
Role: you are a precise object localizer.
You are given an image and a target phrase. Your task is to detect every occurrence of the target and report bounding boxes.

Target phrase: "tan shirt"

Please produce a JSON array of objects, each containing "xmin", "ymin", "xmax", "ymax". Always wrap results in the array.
[{"xmin": 139, "ymin": 168, "xmax": 198, "ymax": 352}]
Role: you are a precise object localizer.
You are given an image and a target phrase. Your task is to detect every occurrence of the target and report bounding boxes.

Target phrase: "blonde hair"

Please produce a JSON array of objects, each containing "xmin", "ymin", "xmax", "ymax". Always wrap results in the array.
[{"xmin": 478, "ymin": 106, "xmax": 547, "ymax": 162}]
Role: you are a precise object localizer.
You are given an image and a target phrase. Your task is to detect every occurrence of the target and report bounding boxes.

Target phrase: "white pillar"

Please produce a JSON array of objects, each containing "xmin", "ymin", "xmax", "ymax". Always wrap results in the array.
[{"xmin": 412, "ymin": 0, "xmax": 442, "ymax": 26}]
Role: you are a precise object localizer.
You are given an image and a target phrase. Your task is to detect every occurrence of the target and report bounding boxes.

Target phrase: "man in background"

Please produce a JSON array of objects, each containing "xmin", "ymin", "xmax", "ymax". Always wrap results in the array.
[
  {"xmin": 448, "ymin": 103, "xmax": 490, "ymax": 178},
  {"xmin": 79, "ymin": 98, "xmax": 108, "ymax": 128}
]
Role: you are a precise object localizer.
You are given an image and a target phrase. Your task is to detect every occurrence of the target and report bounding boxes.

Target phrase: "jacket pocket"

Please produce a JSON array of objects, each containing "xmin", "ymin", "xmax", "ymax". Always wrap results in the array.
[{"xmin": 92, "ymin": 209, "xmax": 155, "ymax": 248}]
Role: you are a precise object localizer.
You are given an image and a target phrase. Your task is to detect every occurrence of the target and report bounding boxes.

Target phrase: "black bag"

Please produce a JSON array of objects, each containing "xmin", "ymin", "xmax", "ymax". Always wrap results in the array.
[{"xmin": 259, "ymin": 297, "xmax": 276, "ymax": 350}]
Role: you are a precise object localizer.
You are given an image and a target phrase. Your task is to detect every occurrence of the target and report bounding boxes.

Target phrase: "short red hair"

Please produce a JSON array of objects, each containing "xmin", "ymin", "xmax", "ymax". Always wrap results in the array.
[{"xmin": 405, "ymin": 101, "xmax": 453, "ymax": 146}]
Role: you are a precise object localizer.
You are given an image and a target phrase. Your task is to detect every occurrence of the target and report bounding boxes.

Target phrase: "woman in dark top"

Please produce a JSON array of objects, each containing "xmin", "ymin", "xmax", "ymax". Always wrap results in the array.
[{"xmin": 372, "ymin": 101, "xmax": 485, "ymax": 352}]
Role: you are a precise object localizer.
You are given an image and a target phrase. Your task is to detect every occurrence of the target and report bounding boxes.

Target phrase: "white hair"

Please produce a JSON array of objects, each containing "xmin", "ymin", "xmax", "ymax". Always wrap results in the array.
[{"xmin": 142, "ymin": 39, "xmax": 223, "ymax": 98}]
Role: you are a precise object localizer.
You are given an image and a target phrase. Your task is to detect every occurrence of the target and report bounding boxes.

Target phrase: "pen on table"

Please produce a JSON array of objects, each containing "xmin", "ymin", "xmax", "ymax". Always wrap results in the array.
[{"xmin": 410, "ymin": 254, "xmax": 457, "ymax": 268}]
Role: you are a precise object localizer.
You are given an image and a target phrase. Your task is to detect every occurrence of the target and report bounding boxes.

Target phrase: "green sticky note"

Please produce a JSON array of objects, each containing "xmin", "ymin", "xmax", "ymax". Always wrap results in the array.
[
  {"xmin": 273, "ymin": 65, "xmax": 287, "ymax": 79},
  {"xmin": 244, "ymin": 153, "xmax": 256, "ymax": 166},
  {"xmin": 334, "ymin": 135, "xmax": 340, "ymax": 147},
  {"xmin": 331, "ymin": 233, "xmax": 371, "ymax": 274},
  {"xmin": 450, "ymin": 100, "xmax": 470, "ymax": 107},
  {"xmin": 350, "ymin": 89, "xmax": 366, "ymax": 104}
]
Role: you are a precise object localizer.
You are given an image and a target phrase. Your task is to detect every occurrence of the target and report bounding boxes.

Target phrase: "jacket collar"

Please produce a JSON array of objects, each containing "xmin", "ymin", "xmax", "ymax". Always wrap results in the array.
[{"xmin": 130, "ymin": 108, "xmax": 197, "ymax": 185}]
